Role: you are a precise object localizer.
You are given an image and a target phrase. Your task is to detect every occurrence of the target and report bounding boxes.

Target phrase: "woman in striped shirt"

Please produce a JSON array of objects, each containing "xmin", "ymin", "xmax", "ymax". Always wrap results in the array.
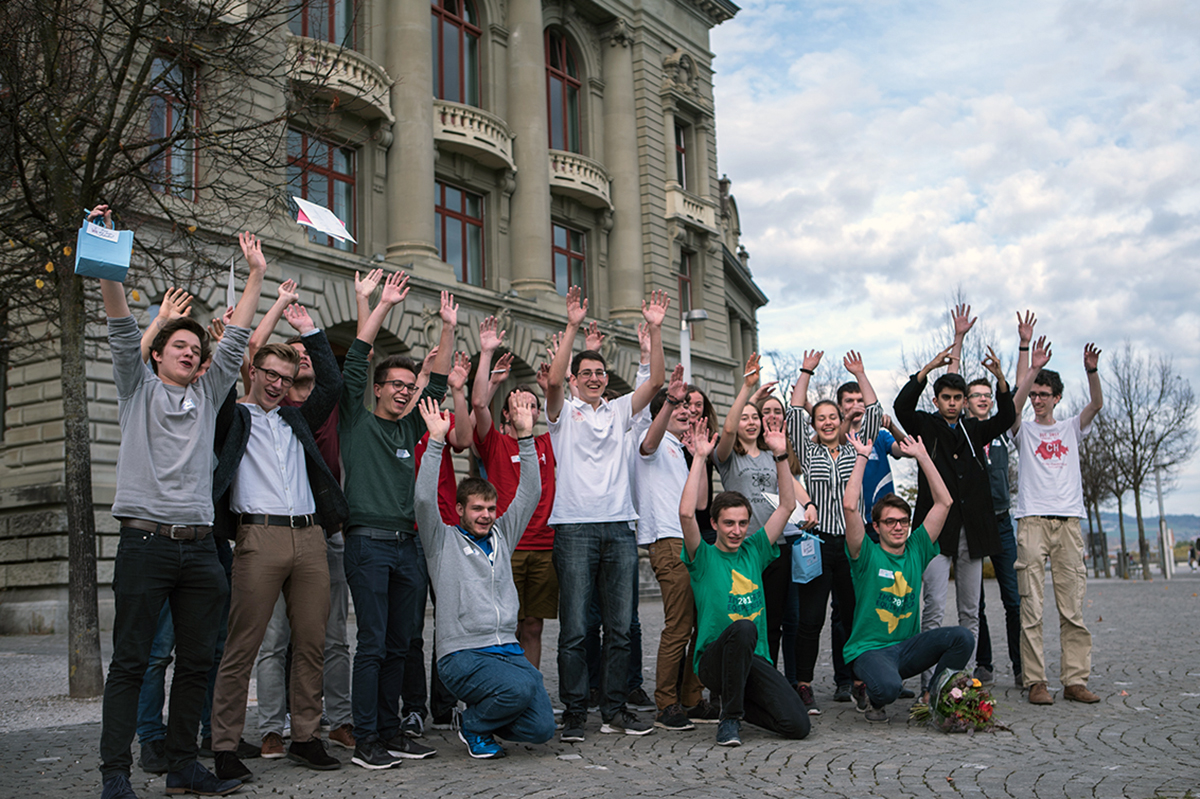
[{"xmin": 785, "ymin": 350, "xmax": 882, "ymax": 716}]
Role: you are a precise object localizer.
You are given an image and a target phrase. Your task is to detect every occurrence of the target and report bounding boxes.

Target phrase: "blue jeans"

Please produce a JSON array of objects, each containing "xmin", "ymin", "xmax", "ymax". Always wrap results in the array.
[
  {"xmin": 851, "ymin": 626, "xmax": 975, "ymax": 708},
  {"xmin": 977, "ymin": 513, "xmax": 1022, "ymax": 676},
  {"xmin": 586, "ymin": 553, "xmax": 642, "ymax": 695},
  {"xmin": 343, "ymin": 531, "xmax": 428, "ymax": 743},
  {"xmin": 437, "ymin": 649, "xmax": 555, "ymax": 743},
  {"xmin": 135, "ymin": 605, "xmax": 175, "ymax": 744},
  {"xmin": 100, "ymin": 529, "xmax": 228, "ymax": 779},
  {"xmin": 553, "ymin": 522, "xmax": 637, "ymax": 719}
]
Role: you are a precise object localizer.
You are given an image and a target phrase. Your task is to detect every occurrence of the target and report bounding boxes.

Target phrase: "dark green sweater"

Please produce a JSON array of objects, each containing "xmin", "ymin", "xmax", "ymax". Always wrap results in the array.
[{"xmin": 338, "ymin": 338, "xmax": 447, "ymax": 531}]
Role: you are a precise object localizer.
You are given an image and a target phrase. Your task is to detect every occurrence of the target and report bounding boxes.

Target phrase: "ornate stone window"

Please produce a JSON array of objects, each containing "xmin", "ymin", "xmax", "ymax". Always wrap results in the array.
[
  {"xmin": 147, "ymin": 57, "xmax": 195, "ymax": 199},
  {"xmin": 435, "ymin": 181, "xmax": 485, "ymax": 286},
  {"xmin": 287, "ymin": 129, "xmax": 356, "ymax": 252},
  {"xmin": 432, "ymin": 0, "xmax": 481, "ymax": 107},
  {"xmin": 545, "ymin": 30, "xmax": 581, "ymax": 153},
  {"xmin": 552, "ymin": 223, "xmax": 586, "ymax": 297},
  {"xmin": 289, "ymin": 0, "xmax": 356, "ymax": 48}
]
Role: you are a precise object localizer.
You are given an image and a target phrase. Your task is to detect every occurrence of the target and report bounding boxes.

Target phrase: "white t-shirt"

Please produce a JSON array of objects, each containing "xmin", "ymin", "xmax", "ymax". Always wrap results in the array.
[
  {"xmin": 634, "ymin": 429, "xmax": 689, "ymax": 545},
  {"xmin": 548, "ymin": 393, "xmax": 638, "ymax": 524},
  {"xmin": 1013, "ymin": 414, "xmax": 1091, "ymax": 519}
]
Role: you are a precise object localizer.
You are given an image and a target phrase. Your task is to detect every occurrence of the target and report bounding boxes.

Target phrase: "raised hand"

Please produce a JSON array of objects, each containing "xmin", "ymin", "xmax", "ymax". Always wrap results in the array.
[
  {"xmin": 637, "ymin": 322, "xmax": 651, "ymax": 362},
  {"xmin": 690, "ymin": 419, "xmax": 717, "ymax": 460},
  {"xmin": 489, "ymin": 352, "xmax": 514, "ymax": 387},
  {"xmin": 565, "ymin": 285, "xmax": 588, "ymax": 327},
  {"xmin": 159, "ymin": 287, "xmax": 194, "ymax": 321},
  {"xmin": 87, "ymin": 204, "xmax": 114, "ymax": 227},
  {"xmin": 743, "ymin": 352, "xmax": 762, "ymax": 390},
  {"xmin": 922, "ymin": 345, "xmax": 954, "ymax": 375},
  {"xmin": 764, "ymin": 426, "xmax": 788, "ymax": 458},
  {"xmin": 222, "ymin": 306, "xmax": 235, "ymax": 325},
  {"xmin": 1017, "ymin": 310, "xmax": 1037, "ymax": 344},
  {"xmin": 896, "ymin": 434, "xmax": 928, "ymax": 461},
  {"xmin": 238, "ymin": 232, "xmax": 267, "ymax": 274},
  {"xmin": 355, "ymin": 268, "xmax": 383, "ymax": 300},
  {"xmin": 981, "ymin": 345, "xmax": 1004, "ymax": 381},
  {"xmin": 750, "ymin": 382, "xmax": 780, "ymax": 406},
  {"xmin": 952, "ymin": 303, "xmax": 976, "ymax": 337},
  {"xmin": 1083, "ymin": 342, "xmax": 1102, "ymax": 371},
  {"xmin": 1030, "ymin": 335, "xmax": 1052, "ymax": 370},
  {"xmin": 545, "ymin": 331, "xmax": 564, "ymax": 362},
  {"xmin": 848, "ymin": 430, "xmax": 873, "ymax": 458},
  {"xmin": 206, "ymin": 316, "xmax": 226, "ymax": 344},
  {"xmin": 667, "ymin": 364, "xmax": 687, "ymax": 402},
  {"xmin": 510, "ymin": 393, "xmax": 535, "ymax": 437},
  {"xmin": 283, "ymin": 304, "xmax": 315, "ymax": 335},
  {"xmin": 417, "ymin": 397, "xmax": 451, "ymax": 442},
  {"xmin": 802, "ymin": 349, "xmax": 824, "ymax": 372},
  {"xmin": 380, "ymin": 271, "xmax": 410, "ymax": 306},
  {"xmin": 535, "ymin": 361, "xmax": 551, "ymax": 394},
  {"xmin": 479, "ymin": 315, "xmax": 506, "ymax": 352},
  {"xmin": 439, "ymin": 290, "xmax": 458, "ymax": 326},
  {"xmin": 641, "ymin": 289, "xmax": 670, "ymax": 327},
  {"xmin": 448, "ymin": 351, "xmax": 470, "ymax": 391},
  {"xmin": 584, "ymin": 321, "xmax": 606, "ymax": 352},
  {"xmin": 844, "ymin": 350, "xmax": 867, "ymax": 376}
]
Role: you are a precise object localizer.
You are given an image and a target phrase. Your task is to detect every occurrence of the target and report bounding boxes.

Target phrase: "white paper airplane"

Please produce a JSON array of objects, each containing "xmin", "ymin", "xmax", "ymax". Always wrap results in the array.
[{"xmin": 293, "ymin": 196, "xmax": 356, "ymax": 243}]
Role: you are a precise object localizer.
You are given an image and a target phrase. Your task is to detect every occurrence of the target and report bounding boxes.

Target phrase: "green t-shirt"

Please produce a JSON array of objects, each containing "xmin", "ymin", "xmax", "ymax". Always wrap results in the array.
[
  {"xmin": 683, "ymin": 529, "xmax": 778, "ymax": 671},
  {"xmin": 842, "ymin": 526, "xmax": 938, "ymax": 664}
]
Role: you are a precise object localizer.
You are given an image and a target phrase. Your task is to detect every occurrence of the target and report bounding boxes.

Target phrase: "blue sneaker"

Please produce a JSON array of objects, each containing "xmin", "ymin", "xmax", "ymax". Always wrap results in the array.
[
  {"xmin": 458, "ymin": 728, "xmax": 505, "ymax": 759},
  {"xmin": 164, "ymin": 761, "xmax": 241, "ymax": 795},
  {"xmin": 716, "ymin": 718, "xmax": 742, "ymax": 747},
  {"xmin": 101, "ymin": 774, "xmax": 139, "ymax": 799}
]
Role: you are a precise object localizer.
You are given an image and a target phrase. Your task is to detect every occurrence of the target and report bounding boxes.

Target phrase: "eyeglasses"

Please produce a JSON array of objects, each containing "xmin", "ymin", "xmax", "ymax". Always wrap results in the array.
[
  {"xmin": 1029, "ymin": 391, "xmax": 1055, "ymax": 399},
  {"xmin": 576, "ymin": 369, "xmax": 607, "ymax": 380},
  {"xmin": 967, "ymin": 392, "xmax": 992, "ymax": 400},
  {"xmin": 377, "ymin": 379, "xmax": 419, "ymax": 393},
  {"xmin": 876, "ymin": 517, "xmax": 911, "ymax": 529},
  {"xmin": 259, "ymin": 368, "xmax": 296, "ymax": 387}
]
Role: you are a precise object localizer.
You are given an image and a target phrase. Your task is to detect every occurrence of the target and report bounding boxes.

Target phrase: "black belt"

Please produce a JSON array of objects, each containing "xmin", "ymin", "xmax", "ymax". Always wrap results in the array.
[
  {"xmin": 1033, "ymin": 515, "xmax": 1072, "ymax": 522},
  {"xmin": 238, "ymin": 513, "xmax": 317, "ymax": 528},
  {"xmin": 122, "ymin": 519, "xmax": 212, "ymax": 541}
]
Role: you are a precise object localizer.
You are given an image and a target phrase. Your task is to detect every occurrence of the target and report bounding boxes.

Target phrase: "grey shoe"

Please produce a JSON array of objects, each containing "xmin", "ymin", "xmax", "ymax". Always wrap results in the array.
[
  {"xmin": 864, "ymin": 706, "xmax": 889, "ymax": 723},
  {"xmin": 399, "ymin": 711, "xmax": 425, "ymax": 739},
  {"xmin": 973, "ymin": 665, "xmax": 995, "ymax": 685},
  {"xmin": 654, "ymin": 703, "xmax": 695, "ymax": 731},
  {"xmin": 600, "ymin": 709, "xmax": 654, "ymax": 735},
  {"xmin": 626, "ymin": 687, "xmax": 655, "ymax": 712}
]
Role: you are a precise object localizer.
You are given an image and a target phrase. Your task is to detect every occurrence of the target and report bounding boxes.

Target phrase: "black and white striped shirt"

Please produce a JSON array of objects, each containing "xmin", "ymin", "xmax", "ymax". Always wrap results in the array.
[{"xmin": 786, "ymin": 402, "xmax": 882, "ymax": 536}]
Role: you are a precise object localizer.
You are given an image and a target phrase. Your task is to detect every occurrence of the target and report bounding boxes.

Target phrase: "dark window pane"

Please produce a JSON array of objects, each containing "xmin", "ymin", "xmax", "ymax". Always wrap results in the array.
[
  {"xmin": 431, "ymin": 17, "xmax": 440, "ymax": 96},
  {"xmin": 465, "ymin": 193, "xmax": 480, "ymax": 217},
  {"xmin": 554, "ymin": 253, "xmax": 568, "ymax": 296},
  {"xmin": 570, "ymin": 230, "xmax": 584, "ymax": 252},
  {"xmin": 310, "ymin": 0, "xmax": 329, "ymax": 42},
  {"xmin": 443, "ymin": 23, "xmax": 460, "ymax": 103},
  {"xmin": 567, "ymin": 86, "xmax": 579, "ymax": 152},
  {"xmin": 465, "ymin": 35, "xmax": 478, "ymax": 107},
  {"xmin": 446, "ymin": 186, "xmax": 462, "ymax": 212},
  {"xmin": 466, "ymin": 222, "xmax": 482, "ymax": 286},
  {"xmin": 445, "ymin": 218, "xmax": 462, "ymax": 276},
  {"xmin": 553, "ymin": 224, "xmax": 566, "ymax": 248},
  {"xmin": 461, "ymin": 0, "xmax": 474, "ymax": 26},
  {"xmin": 549, "ymin": 76, "xmax": 564, "ymax": 149}
]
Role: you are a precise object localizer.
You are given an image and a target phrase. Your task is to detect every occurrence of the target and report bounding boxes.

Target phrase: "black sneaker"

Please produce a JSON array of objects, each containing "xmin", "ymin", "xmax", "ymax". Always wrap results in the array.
[
  {"xmin": 833, "ymin": 683, "xmax": 853, "ymax": 703},
  {"xmin": 654, "ymin": 703, "xmax": 695, "ymax": 731},
  {"xmin": 201, "ymin": 737, "xmax": 261, "ymax": 760},
  {"xmin": 385, "ymin": 735, "xmax": 438, "ymax": 759},
  {"xmin": 560, "ymin": 713, "xmax": 587, "ymax": 742},
  {"xmin": 164, "ymin": 761, "xmax": 241, "ymax": 796},
  {"xmin": 600, "ymin": 708, "xmax": 654, "ymax": 736},
  {"xmin": 626, "ymin": 687, "xmax": 655, "ymax": 712},
  {"xmin": 399, "ymin": 711, "xmax": 425, "ymax": 739},
  {"xmin": 288, "ymin": 739, "xmax": 341, "ymax": 770},
  {"xmin": 101, "ymin": 774, "xmax": 138, "ymax": 799},
  {"xmin": 864, "ymin": 706, "xmax": 889, "ymax": 723},
  {"xmin": 686, "ymin": 697, "xmax": 721, "ymax": 724},
  {"xmin": 350, "ymin": 739, "xmax": 402, "ymax": 770},
  {"xmin": 796, "ymin": 683, "xmax": 821, "ymax": 716},
  {"xmin": 716, "ymin": 718, "xmax": 742, "ymax": 747},
  {"xmin": 139, "ymin": 738, "xmax": 168, "ymax": 774},
  {"xmin": 213, "ymin": 751, "xmax": 252, "ymax": 783},
  {"xmin": 852, "ymin": 682, "xmax": 870, "ymax": 712},
  {"xmin": 973, "ymin": 666, "xmax": 995, "ymax": 686}
]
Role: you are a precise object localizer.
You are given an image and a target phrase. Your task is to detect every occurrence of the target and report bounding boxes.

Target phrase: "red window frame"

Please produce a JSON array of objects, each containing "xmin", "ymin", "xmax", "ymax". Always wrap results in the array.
[
  {"xmin": 431, "ymin": 0, "xmax": 481, "ymax": 106},
  {"xmin": 287, "ymin": 130, "xmax": 356, "ymax": 252},
  {"xmin": 289, "ymin": 0, "xmax": 357, "ymax": 47},
  {"xmin": 545, "ymin": 30, "xmax": 581, "ymax": 153},
  {"xmin": 147, "ymin": 56, "xmax": 197, "ymax": 200},
  {"xmin": 674, "ymin": 122, "xmax": 688, "ymax": 191},
  {"xmin": 435, "ymin": 181, "xmax": 485, "ymax": 286},
  {"xmin": 552, "ymin": 223, "xmax": 586, "ymax": 298}
]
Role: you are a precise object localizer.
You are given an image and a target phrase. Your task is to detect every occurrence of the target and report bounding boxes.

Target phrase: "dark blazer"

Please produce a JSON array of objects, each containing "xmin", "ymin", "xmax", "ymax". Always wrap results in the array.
[
  {"xmin": 893, "ymin": 375, "xmax": 1015, "ymax": 559},
  {"xmin": 212, "ymin": 330, "xmax": 348, "ymax": 540}
]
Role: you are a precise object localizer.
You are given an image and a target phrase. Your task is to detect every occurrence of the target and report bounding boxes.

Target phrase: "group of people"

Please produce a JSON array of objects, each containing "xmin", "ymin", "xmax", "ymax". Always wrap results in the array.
[{"xmin": 92, "ymin": 208, "xmax": 1104, "ymax": 799}]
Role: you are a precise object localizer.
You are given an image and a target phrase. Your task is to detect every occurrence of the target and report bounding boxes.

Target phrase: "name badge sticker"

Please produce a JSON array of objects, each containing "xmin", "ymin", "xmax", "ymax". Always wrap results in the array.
[
  {"xmin": 510, "ymin": 454, "xmax": 521, "ymax": 463},
  {"xmin": 181, "ymin": 398, "xmax": 196, "ymax": 413},
  {"xmin": 396, "ymin": 448, "xmax": 411, "ymax": 459},
  {"xmin": 878, "ymin": 568, "xmax": 894, "ymax": 580}
]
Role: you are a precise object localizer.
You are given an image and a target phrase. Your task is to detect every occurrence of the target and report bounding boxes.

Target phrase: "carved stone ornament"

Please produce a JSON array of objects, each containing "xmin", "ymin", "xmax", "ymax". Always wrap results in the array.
[
  {"xmin": 663, "ymin": 49, "xmax": 698, "ymax": 95},
  {"xmin": 604, "ymin": 18, "xmax": 633, "ymax": 47}
]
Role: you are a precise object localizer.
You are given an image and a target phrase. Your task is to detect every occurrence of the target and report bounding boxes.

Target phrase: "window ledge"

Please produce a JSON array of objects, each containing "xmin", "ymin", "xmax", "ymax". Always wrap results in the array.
[
  {"xmin": 288, "ymin": 36, "xmax": 394, "ymax": 124},
  {"xmin": 665, "ymin": 186, "xmax": 718, "ymax": 232},
  {"xmin": 433, "ymin": 100, "xmax": 515, "ymax": 171},
  {"xmin": 549, "ymin": 150, "xmax": 611, "ymax": 209}
]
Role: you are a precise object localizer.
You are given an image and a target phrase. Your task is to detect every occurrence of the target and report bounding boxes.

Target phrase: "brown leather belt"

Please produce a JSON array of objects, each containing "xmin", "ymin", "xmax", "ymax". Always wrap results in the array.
[
  {"xmin": 121, "ymin": 519, "xmax": 212, "ymax": 540},
  {"xmin": 237, "ymin": 513, "xmax": 317, "ymax": 529}
]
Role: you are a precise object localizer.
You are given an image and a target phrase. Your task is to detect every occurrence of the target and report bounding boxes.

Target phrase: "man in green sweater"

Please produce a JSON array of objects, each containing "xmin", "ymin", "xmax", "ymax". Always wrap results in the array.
[{"xmin": 339, "ymin": 272, "xmax": 457, "ymax": 770}]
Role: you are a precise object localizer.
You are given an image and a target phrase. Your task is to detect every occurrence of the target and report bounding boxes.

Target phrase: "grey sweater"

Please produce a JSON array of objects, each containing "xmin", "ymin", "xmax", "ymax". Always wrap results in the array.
[
  {"xmin": 108, "ymin": 315, "xmax": 250, "ymax": 525},
  {"xmin": 415, "ymin": 436, "xmax": 540, "ymax": 661}
]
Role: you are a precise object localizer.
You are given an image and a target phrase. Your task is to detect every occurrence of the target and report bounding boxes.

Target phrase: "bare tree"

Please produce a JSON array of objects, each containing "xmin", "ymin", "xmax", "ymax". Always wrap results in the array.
[
  {"xmin": 1077, "ymin": 407, "xmax": 1115, "ymax": 578},
  {"xmin": 1103, "ymin": 342, "xmax": 1197, "ymax": 580},
  {"xmin": 0, "ymin": 0, "xmax": 345, "ymax": 694}
]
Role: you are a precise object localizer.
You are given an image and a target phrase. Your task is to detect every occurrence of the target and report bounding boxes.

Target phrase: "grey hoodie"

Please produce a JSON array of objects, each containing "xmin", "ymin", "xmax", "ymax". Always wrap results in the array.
[{"xmin": 415, "ymin": 436, "xmax": 540, "ymax": 661}]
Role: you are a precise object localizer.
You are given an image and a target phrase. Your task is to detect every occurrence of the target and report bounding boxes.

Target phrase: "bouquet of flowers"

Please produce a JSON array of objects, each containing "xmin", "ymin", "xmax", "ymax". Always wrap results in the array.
[{"xmin": 909, "ymin": 669, "xmax": 1008, "ymax": 733}]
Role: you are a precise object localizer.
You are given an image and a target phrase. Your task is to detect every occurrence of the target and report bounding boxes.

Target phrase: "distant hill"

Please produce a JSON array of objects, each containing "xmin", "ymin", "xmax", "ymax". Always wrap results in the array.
[{"xmin": 1087, "ymin": 512, "xmax": 1199, "ymax": 551}]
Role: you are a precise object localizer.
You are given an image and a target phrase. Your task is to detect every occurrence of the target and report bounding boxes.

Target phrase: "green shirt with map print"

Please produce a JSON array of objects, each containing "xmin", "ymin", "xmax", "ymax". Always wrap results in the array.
[
  {"xmin": 683, "ymin": 529, "xmax": 778, "ymax": 671},
  {"xmin": 843, "ymin": 526, "xmax": 939, "ymax": 664}
]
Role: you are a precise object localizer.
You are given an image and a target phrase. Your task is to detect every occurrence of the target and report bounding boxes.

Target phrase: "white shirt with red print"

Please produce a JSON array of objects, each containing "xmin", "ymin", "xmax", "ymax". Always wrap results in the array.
[{"xmin": 1012, "ymin": 414, "xmax": 1091, "ymax": 520}]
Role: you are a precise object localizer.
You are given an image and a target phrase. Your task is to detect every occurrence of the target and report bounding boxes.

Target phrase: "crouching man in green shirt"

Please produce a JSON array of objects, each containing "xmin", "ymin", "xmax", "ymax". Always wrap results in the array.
[
  {"xmin": 842, "ymin": 433, "xmax": 974, "ymax": 723},
  {"xmin": 679, "ymin": 418, "xmax": 810, "ymax": 748}
]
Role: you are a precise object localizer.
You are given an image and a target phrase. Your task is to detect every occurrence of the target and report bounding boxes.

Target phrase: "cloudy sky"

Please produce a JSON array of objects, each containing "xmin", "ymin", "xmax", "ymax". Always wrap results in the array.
[{"xmin": 710, "ymin": 0, "xmax": 1200, "ymax": 518}]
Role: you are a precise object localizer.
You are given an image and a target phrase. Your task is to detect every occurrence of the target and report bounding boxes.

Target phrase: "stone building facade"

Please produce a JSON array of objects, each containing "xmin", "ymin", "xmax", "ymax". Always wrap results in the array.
[{"xmin": 0, "ymin": 0, "xmax": 764, "ymax": 632}]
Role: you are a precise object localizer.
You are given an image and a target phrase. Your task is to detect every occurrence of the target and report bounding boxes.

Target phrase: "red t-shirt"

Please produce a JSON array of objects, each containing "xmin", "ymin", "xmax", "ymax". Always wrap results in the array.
[
  {"xmin": 473, "ymin": 424, "xmax": 556, "ymax": 550},
  {"xmin": 415, "ymin": 413, "xmax": 464, "ymax": 526},
  {"xmin": 281, "ymin": 397, "xmax": 340, "ymax": 484}
]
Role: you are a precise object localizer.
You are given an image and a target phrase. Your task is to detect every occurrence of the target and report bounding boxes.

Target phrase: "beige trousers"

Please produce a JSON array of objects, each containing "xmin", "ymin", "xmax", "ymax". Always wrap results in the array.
[{"xmin": 649, "ymin": 538, "xmax": 705, "ymax": 710}]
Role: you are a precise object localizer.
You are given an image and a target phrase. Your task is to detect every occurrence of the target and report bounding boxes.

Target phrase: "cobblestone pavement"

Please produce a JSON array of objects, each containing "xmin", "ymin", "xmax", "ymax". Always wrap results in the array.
[{"xmin": 2, "ymin": 571, "xmax": 1198, "ymax": 798}]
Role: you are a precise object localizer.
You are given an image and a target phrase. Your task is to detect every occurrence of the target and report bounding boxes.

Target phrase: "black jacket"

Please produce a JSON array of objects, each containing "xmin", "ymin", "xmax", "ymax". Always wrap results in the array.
[
  {"xmin": 212, "ymin": 330, "xmax": 348, "ymax": 540},
  {"xmin": 893, "ymin": 374, "xmax": 1015, "ymax": 559}
]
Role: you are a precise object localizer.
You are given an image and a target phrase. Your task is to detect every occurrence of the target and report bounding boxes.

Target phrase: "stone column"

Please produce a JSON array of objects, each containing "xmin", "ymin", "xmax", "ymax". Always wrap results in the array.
[
  {"xmin": 506, "ymin": 0, "xmax": 555, "ymax": 295},
  {"xmin": 385, "ymin": 0, "xmax": 440, "ymax": 265},
  {"xmin": 602, "ymin": 19, "xmax": 644, "ymax": 322},
  {"xmin": 693, "ymin": 115, "xmax": 712, "ymax": 200}
]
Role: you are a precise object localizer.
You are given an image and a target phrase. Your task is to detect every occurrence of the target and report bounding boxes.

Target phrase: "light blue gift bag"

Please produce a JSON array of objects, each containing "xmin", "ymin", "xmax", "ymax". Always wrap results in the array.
[
  {"xmin": 74, "ymin": 213, "xmax": 133, "ymax": 282},
  {"xmin": 791, "ymin": 532, "xmax": 823, "ymax": 584}
]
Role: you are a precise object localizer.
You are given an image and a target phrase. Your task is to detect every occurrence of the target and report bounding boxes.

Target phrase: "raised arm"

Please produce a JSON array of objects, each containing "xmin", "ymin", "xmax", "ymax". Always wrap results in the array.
[
  {"xmin": 947, "ymin": 303, "xmax": 975, "ymax": 376},
  {"xmin": 447, "ymin": 351, "xmax": 472, "ymax": 450},
  {"xmin": 1011, "ymin": 335, "xmax": 1051, "ymax": 431},
  {"xmin": 899, "ymin": 435, "xmax": 952, "ymax": 543},
  {"xmin": 1080, "ymin": 343, "xmax": 1103, "ymax": 428},
  {"xmin": 228, "ymin": 232, "xmax": 267, "ymax": 330},
  {"xmin": 248, "ymin": 279, "xmax": 299, "ymax": 362},
  {"xmin": 414, "ymin": 397, "xmax": 452, "ymax": 549},
  {"xmin": 140, "ymin": 287, "xmax": 193, "ymax": 362},
  {"xmin": 496, "ymin": 394, "xmax": 542, "ymax": 548},
  {"xmin": 471, "ymin": 316, "xmax": 507, "ymax": 439},
  {"xmin": 356, "ymin": 270, "xmax": 409, "ymax": 347},
  {"xmin": 429, "ymin": 291, "xmax": 457, "ymax": 376},
  {"xmin": 680, "ymin": 424, "xmax": 717, "ymax": 560},
  {"xmin": 546, "ymin": 286, "xmax": 587, "ymax": 422},
  {"xmin": 716, "ymin": 353, "xmax": 769, "ymax": 463},
  {"xmin": 843, "ymin": 350, "xmax": 878, "ymax": 407},
  {"xmin": 761, "ymin": 426, "xmax": 796, "ymax": 545},
  {"xmin": 640, "ymin": 365, "xmax": 686, "ymax": 456},
  {"xmin": 90, "ymin": 206, "xmax": 131, "ymax": 319},
  {"xmin": 630, "ymin": 291, "xmax": 670, "ymax": 415},
  {"xmin": 354, "ymin": 268, "xmax": 382, "ymax": 338},
  {"xmin": 788, "ymin": 349, "xmax": 823, "ymax": 413},
  {"xmin": 1014, "ymin": 310, "xmax": 1036, "ymax": 388},
  {"xmin": 843, "ymin": 432, "xmax": 873, "ymax": 559}
]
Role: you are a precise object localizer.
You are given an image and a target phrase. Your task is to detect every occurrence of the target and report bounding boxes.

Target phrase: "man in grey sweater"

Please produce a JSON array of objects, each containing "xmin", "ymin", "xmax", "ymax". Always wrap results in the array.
[{"xmin": 414, "ymin": 395, "xmax": 554, "ymax": 760}]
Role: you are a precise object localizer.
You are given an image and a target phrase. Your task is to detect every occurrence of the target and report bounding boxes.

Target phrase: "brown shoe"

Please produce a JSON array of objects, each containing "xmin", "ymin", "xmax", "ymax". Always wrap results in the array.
[
  {"xmin": 328, "ymin": 723, "xmax": 356, "ymax": 749},
  {"xmin": 1063, "ymin": 684, "xmax": 1100, "ymax": 703},
  {"xmin": 1028, "ymin": 682, "xmax": 1054, "ymax": 705},
  {"xmin": 261, "ymin": 731, "xmax": 286, "ymax": 759}
]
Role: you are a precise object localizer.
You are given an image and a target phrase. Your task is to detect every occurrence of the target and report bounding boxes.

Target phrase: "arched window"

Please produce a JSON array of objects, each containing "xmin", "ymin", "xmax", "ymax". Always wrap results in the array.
[
  {"xmin": 545, "ymin": 30, "xmax": 580, "ymax": 153},
  {"xmin": 432, "ymin": 0, "xmax": 480, "ymax": 107}
]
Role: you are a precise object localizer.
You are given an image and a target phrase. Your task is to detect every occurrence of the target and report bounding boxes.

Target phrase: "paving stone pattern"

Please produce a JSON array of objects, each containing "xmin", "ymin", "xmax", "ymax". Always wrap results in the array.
[{"xmin": 1, "ymin": 572, "xmax": 1198, "ymax": 798}]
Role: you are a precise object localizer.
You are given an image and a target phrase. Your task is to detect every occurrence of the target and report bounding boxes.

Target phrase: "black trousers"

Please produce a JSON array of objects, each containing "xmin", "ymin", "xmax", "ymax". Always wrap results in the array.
[
  {"xmin": 793, "ymin": 533, "xmax": 856, "ymax": 684},
  {"xmin": 697, "ymin": 620, "xmax": 810, "ymax": 739}
]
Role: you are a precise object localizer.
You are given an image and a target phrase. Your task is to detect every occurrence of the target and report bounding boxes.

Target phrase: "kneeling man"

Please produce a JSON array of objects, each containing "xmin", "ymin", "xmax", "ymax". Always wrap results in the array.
[
  {"xmin": 680, "ymin": 418, "xmax": 810, "ymax": 747},
  {"xmin": 842, "ymin": 433, "xmax": 974, "ymax": 722},
  {"xmin": 415, "ymin": 396, "xmax": 554, "ymax": 759}
]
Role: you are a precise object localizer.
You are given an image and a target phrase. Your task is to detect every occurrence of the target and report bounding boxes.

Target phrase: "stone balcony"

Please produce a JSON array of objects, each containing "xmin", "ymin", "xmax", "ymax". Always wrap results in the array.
[
  {"xmin": 433, "ymin": 100, "xmax": 515, "ymax": 171},
  {"xmin": 665, "ymin": 185, "xmax": 719, "ymax": 232},
  {"xmin": 288, "ymin": 36, "xmax": 394, "ymax": 123},
  {"xmin": 548, "ymin": 150, "xmax": 612, "ymax": 209}
]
